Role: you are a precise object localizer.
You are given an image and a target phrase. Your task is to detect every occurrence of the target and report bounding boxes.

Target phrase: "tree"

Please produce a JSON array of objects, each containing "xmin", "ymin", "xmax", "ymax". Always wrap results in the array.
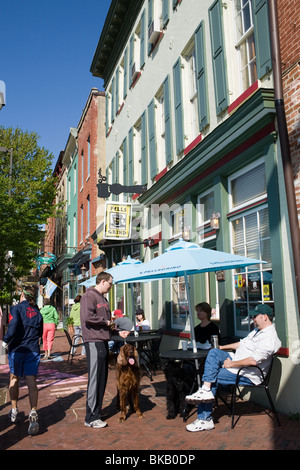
[{"xmin": 0, "ymin": 126, "xmax": 59, "ymax": 304}]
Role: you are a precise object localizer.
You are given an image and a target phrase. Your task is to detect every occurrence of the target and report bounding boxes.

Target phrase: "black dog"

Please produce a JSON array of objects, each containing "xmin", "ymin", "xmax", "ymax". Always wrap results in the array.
[{"xmin": 163, "ymin": 360, "xmax": 194, "ymax": 419}]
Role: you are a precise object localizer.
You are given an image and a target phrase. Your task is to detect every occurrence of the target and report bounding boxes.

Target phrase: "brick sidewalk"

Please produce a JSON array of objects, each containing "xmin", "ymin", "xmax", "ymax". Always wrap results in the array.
[{"xmin": 0, "ymin": 331, "xmax": 299, "ymax": 451}]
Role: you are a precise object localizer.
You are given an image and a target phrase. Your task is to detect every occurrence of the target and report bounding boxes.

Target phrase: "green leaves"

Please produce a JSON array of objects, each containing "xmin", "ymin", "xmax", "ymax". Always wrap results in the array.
[{"xmin": 0, "ymin": 126, "xmax": 58, "ymax": 299}]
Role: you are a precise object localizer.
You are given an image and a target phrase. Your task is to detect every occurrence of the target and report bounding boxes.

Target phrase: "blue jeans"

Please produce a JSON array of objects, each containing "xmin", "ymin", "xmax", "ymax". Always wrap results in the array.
[{"xmin": 197, "ymin": 348, "xmax": 253, "ymax": 421}]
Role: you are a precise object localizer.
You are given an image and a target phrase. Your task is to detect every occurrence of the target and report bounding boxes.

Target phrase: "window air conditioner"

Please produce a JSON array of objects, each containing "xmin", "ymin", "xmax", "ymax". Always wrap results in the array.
[
  {"xmin": 131, "ymin": 62, "xmax": 140, "ymax": 82},
  {"xmin": 148, "ymin": 19, "xmax": 161, "ymax": 44}
]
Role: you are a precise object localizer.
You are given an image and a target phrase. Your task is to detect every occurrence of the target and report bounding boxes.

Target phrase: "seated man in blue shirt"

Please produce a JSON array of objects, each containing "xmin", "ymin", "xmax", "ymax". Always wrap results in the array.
[{"xmin": 185, "ymin": 304, "xmax": 281, "ymax": 432}]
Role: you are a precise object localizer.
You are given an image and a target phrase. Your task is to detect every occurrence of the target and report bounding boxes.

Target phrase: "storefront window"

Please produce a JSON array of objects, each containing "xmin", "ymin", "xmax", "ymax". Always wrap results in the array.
[
  {"xmin": 229, "ymin": 162, "xmax": 273, "ymax": 336},
  {"xmin": 171, "ymin": 276, "xmax": 189, "ymax": 329}
]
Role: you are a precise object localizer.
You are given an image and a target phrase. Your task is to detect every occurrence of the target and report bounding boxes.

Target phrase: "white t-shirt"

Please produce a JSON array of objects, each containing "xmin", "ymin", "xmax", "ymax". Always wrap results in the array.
[
  {"xmin": 227, "ymin": 324, "xmax": 281, "ymax": 385},
  {"xmin": 136, "ymin": 319, "xmax": 151, "ymax": 330}
]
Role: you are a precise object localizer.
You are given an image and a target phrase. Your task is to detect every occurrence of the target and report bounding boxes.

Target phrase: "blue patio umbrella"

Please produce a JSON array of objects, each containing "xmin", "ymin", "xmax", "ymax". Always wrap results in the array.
[
  {"xmin": 106, "ymin": 256, "xmax": 142, "ymax": 283},
  {"xmin": 79, "ymin": 275, "xmax": 97, "ymax": 288},
  {"xmin": 114, "ymin": 239, "xmax": 265, "ymax": 386}
]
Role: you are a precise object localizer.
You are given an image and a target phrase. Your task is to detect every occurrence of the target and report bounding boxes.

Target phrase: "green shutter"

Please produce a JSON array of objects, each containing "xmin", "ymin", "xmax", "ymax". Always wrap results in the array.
[
  {"xmin": 195, "ymin": 21, "xmax": 209, "ymax": 130},
  {"xmin": 252, "ymin": 0, "xmax": 272, "ymax": 79},
  {"xmin": 148, "ymin": 99, "xmax": 158, "ymax": 179},
  {"xmin": 209, "ymin": 0, "xmax": 228, "ymax": 115},
  {"xmin": 115, "ymin": 67, "xmax": 119, "ymax": 115},
  {"xmin": 115, "ymin": 152, "xmax": 119, "ymax": 201},
  {"xmin": 140, "ymin": 10, "xmax": 146, "ymax": 68},
  {"xmin": 123, "ymin": 136, "xmax": 128, "ymax": 186},
  {"xmin": 162, "ymin": 0, "xmax": 169, "ymax": 27},
  {"xmin": 111, "ymin": 156, "xmax": 116, "ymax": 201},
  {"xmin": 111, "ymin": 76, "xmax": 115, "ymax": 122},
  {"xmin": 163, "ymin": 75, "xmax": 173, "ymax": 164},
  {"xmin": 173, "ymin": 58, "xmax": 185, "ymax": 154},
  {"xmin": 105, "ymin": 93, "xmax": 109, "ymax": 134},
  {"xmin": 124, "ymin": 47, "xmax": 128, "ymax": 99},
  {"xmin": 129, "ymin": 34, "xmax": 134, "ymax": 87},
  {"xmin": 128, "ymin": 127, "xmax": 134, "ymax": 186},
  {"xmin": 141, "ymin": 111, "xmax": 148, "ymax": 184},
  {"xmin": 148, "ymin": 0, "xmax": 153, "ymax": 54}
]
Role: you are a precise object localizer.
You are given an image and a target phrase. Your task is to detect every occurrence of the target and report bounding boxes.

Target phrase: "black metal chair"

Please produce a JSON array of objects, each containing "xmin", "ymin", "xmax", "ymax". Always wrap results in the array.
[
  {"xmin": 64, "ymin": 329, "xmax": 86, "ymax": 365},
  {"xmin": 139, "ymin": 329, "xmax": 163, "ymax": 380},
  {"xmin": 217, "ymin": 354, "xmax": 281, "ymax": 429}
]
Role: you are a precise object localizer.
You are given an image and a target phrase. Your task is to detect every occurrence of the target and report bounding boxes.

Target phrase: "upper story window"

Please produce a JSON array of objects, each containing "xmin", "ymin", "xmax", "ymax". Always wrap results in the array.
[
  {"xmin": 133, "ymin": 119, "xmax": 142, "ymax": 185},
  {"xmin": 81, "ymin": 151, "xmax": 84, "ymax": 189},
  {"xmin": 87, "ymin": 136, "xmax": 90, "ymax": 179},
  {"xmin": 186, "ymin": 46, "xmax": 199, "ymax": 141},
  {"xmin": 234, "ymin": 0, "xmax": 257, "ymax": 91},
  {"xmin": 155, "ymin": 86, "xmax": 166, "ymax": 171}
]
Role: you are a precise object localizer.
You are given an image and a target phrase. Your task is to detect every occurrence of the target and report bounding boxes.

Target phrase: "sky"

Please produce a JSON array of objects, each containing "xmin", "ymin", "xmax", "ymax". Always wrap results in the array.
[{"xmin": 1, "ymin": 0, "xmax": 112, "ymax": 168}]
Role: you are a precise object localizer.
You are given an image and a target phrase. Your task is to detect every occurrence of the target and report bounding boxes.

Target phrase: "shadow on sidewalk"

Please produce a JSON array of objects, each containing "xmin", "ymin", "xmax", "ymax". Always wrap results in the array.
[{"xmin": 0, "ymin": 391, "xmax": 83, "ymax": 450}]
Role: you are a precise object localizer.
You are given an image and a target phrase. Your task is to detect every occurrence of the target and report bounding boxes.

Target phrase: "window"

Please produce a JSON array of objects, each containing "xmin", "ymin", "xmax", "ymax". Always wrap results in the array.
[
  {"xmin": 80, "ymin": 205, "xmax": 83, "ymax": 243},
  {"xmin": 87, "ymin": 136, "xmax": 90, "ymax": 178},
  {"xmin": 170, "ymin": 206, "xmax": 185, "ymax": 239},
  {"xmin": 133, "ymin": 120, "xmax": 142, "ymax": 185},
  {"xmin": 130, "ymin": 31, "xmax": 141, "ymax": 85},
  {"xmin": 155, "ymin": 87, "xmax": 166, "ymax": 171},
  {"xmin": 196, "ymin": 189, "xmax": 215, "ymax": 243},
  {"xmin": 234, "ymin": 0, "xmax": 257, "ymax": 91},
  {"xmin": 87, "ymin": 195, "xmax": 90, "ymax": 237},
  {"xmin": 73, "ymin": 163, "xmax": 77, "ymax": 195},
  {"xmin": 68, "ymin": 176, "xmax": 71, "ymax": 206},
  {"xmin": 116, "ymin": 64, "xmax": 124, "ymax": 113},
  {"xmin": 229, "ymin": 161, "xmax": 273, "ymax": 336},
  {"xmin": 171, "ymin": 277, "xmax": 189, "ymax": 330},
  {"xmin": 183, "ymin": 45, "xmax": 199, "ymax": 142},
  {"xmin": 197, "ymin": 190, "xmax": 215, "ymax": 226},
  {"xmin": 81, "ymin": 151, "xmax": 84, "ymax": 189}
]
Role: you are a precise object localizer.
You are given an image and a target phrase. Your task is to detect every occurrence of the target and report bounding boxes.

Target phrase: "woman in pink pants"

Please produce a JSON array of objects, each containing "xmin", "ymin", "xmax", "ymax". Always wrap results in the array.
[{"xmin": 40, "ymin": 298, "xmax": 59, "ymax": 360}]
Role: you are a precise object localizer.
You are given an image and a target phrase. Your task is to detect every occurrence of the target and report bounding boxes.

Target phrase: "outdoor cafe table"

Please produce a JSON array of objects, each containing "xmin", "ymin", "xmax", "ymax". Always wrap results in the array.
[
  {"xmin": 160, "ymin": 348, "xmax": 210, "ymax": 421},
  {"xmin": 110, "ymin": 333, "xmax": 162, "ymax": 380}
]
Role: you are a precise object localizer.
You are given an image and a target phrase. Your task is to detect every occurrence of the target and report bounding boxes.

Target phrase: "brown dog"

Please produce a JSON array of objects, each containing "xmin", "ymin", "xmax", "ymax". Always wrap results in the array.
[{"xmin": 116, "ymin": 343, "xmax": 144, "ymax": 422}]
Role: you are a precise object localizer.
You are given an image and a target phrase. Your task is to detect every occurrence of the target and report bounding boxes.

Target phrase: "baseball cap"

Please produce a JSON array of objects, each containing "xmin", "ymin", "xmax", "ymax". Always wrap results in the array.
[
  {"xmin": 113, "ymin": 309, "xmax": 123, "ymax": 317},
  {"xmin": 251, "ymin": 304, "xmax": 275, "ymax": 317}
]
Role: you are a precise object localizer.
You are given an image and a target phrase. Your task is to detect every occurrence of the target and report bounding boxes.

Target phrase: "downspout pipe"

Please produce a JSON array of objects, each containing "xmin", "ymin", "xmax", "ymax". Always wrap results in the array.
[{"xmin": 268, "ymin": 0, "xmax": 300, "ymax": 317}]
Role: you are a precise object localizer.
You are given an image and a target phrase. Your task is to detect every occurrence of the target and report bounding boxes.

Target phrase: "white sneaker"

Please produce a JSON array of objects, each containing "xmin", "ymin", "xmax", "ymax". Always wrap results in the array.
[
  {"xmin": 84, "ymin": 419, "xmax": 107, "ymax": 428},
  {"xmin": 185, "ymin": 387, "xmax": 215, "ymax": 404},
  {"xmin": 186, "ymin": 418, "xmax": 215, "ymax": 432},
  {"xmin": 9, "ymin": 408, "xmax": 20, "ymax": 424},
  {"xmin": 28, "ymin": 410, "xmax": 39, "ymax": 435}
]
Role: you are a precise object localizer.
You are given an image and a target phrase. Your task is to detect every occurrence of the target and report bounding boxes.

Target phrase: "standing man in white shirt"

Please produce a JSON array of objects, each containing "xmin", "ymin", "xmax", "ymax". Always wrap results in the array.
[{"xmin": 185, "ymin": 304, "xmax": 281, "ymax": 432}]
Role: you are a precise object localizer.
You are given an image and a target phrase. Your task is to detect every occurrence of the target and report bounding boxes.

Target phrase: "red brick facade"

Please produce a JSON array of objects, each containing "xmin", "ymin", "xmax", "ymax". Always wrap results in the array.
[
  {"xmin": 77, "ymin": 89, "xmax": 105, "ymax": 275},
  {"xmin": 277, "ymin": 0, "xmax": 300, "ymax": 220}
]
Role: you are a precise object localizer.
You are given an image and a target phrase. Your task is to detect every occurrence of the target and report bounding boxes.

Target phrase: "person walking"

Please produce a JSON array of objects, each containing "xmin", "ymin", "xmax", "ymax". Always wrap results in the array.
[
  {"xmin": 40, "ymin": 298, "xmax": 59, "ymax": 360},
  {"xmin": 69, "ymin": 294, "xmax": 85, "ymax": 355},
  {"xmin": 3, "ymin": 285, "xmax": 43, "ymax": 435},
  {"xmin": 80, "ymin": 271, "xmax": 130, "ymax": 428}
]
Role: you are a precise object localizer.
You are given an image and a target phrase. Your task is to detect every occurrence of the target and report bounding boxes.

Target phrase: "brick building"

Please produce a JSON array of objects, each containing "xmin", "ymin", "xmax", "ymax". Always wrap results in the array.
[{"xmin": 277, "ymin": 0, "xmax": 300, "ymax": 220}]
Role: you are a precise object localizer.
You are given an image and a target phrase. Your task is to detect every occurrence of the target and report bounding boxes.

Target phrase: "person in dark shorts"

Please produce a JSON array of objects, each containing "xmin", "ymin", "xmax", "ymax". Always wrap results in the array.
[{"xmin": 3, "ymin": 285, "xmax": 43, "ymax": 435}]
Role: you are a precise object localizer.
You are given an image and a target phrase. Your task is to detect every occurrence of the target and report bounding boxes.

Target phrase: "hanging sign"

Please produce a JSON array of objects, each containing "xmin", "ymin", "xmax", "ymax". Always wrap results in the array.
[
  {"xmin": 35, "ymin": 252, "xmax": 57, "ymax": 270},
  {"xmin": 104, "ymin": 202, "xmax": 132, "ymax": 240}
]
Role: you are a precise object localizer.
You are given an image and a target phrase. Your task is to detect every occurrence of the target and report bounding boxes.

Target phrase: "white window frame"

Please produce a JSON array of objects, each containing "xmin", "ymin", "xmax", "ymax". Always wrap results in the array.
[
  {"xmin": 234, "ymin": 0, "xmax": 257, "ymax": 92},
  {"xmin": 228, "ymin": 160, "xmax": 273, "ymax": 337},
  {"xmin": 182, "ymin": 41, "xmax": 199, "ymax": 145}
]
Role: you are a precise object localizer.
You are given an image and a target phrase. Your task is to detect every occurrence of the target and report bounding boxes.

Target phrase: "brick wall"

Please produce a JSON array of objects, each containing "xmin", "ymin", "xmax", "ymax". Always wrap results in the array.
[{"xmin": 277, "ymin": 0, "xmax": 300, "ymax": 221}]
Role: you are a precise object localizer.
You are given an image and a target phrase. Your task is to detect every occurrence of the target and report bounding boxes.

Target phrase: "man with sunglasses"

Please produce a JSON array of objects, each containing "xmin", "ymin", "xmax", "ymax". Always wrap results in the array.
[{"xmin": 185, "ymin": 304, "xmax": 281, "ymax": 432}]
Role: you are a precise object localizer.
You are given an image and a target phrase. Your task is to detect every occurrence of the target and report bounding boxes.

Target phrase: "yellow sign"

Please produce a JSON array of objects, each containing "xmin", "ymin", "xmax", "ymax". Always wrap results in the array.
[{"xmin": 104, "ymin": 202, "xmax": 132, "ymax": 240}]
